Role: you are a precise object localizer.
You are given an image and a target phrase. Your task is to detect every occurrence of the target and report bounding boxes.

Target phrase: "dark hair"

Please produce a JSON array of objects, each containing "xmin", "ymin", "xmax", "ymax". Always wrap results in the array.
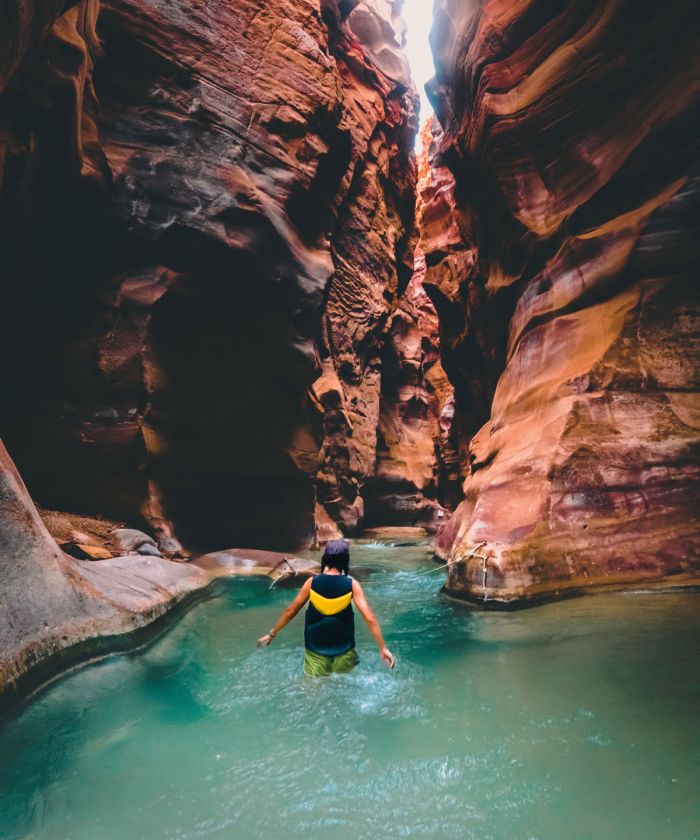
[{"xmin": 321, "ymin": 539, "xmax": 350, "ymax": 575}]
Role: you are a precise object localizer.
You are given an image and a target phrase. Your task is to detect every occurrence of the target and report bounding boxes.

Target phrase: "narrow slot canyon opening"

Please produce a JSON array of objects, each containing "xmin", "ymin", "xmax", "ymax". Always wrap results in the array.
[{"xmin": 359, "ymin": 0, "xmax": 465, "ymax": 528}]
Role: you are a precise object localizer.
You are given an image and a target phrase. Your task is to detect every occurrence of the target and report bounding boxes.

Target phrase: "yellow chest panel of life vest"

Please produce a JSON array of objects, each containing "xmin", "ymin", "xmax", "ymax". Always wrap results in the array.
[{"xmin": 309, "ymin": 588, "xmax": 353, "ymax": 616}]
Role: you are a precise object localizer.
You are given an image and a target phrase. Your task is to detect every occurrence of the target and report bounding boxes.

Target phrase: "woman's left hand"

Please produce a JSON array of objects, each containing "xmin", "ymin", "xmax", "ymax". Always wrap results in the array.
[
  {"xmin": 257, "ymin": 633, "xmax": 274, "ymax": 648},
  {"xmin": 380, "ymin": 647, "xmax": 395, "ymax": 669}
]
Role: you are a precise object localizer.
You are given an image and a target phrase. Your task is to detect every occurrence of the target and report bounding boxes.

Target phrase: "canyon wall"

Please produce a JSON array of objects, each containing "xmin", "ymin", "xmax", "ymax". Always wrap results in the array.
[
  {"xmin": 0, "ymin": 0, "xmax": 453, "ymax": 706},
  {"xmin": 0, "ymin": 0, "xmax": 447, "ymax": 556},
  {"xmin": 427, "ymin": 0, "xmax": 700, "ymax": 602},
  {"xmin": 364, "ymin": 247, "xmax": 460, "ymax": 528},
  {"xmin": 4, "ymin": 0, "xmax": 695, "ymax": 620},
  {"xmin": 364, "ymin": 139, "xmax": 461, "ymax": 528}
]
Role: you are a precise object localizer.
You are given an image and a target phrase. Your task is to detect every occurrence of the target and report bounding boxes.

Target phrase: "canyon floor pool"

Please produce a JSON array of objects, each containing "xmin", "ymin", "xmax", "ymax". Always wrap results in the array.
[{"xmin": 1, "ymin": 542, "xmax": 698, "ymax": 840}]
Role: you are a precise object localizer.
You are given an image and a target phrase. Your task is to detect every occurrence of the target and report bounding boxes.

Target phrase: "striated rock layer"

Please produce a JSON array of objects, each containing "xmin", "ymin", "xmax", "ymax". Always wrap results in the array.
[
  {"xmin": 364, "ymin": 138, "xmax": 461, "ymax": 528},
  {"xmin": 0, "ymin": 0, "xmax": 445, "ymax": 554},
  {"xmin": 427, "ymin": 0, "xmax": 700, "ymax": 603},
  {"xmin": 0, "ymin": 437, "xmax": 318, "ymax": 710},
  {"xmin": 0, "ymin": 437, "xmax": 198, "ymax": 709},
  {"xmin": 364, "ymin": 250, "xmax": 457, "ymax": 528}
]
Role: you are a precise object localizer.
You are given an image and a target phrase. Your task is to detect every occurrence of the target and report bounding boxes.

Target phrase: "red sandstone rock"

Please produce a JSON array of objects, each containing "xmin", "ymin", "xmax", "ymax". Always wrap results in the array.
[
  {"xmin": 364, "ymin": 247, "xmax": 457, "ymax": 529},
  {"xmin": 310, "ymin": 2, "xmax": 419, "ymax": 534},
  {"xmin": 0, "ymin": 1, "xmax": 71, "ymax": 90},
  {"xmin": 0, "ymin": 0, "xmax": 421, "ymax": 550},
  {"xmin": 427, "ymin": 0, "xmax": 700, "ymax": 603}
]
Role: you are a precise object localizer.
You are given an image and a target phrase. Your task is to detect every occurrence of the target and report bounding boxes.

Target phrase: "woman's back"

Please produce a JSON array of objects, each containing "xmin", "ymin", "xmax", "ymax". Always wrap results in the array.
[{"xmin": 304, "ymin": 574, "xmax": 355, "ymax": 657}]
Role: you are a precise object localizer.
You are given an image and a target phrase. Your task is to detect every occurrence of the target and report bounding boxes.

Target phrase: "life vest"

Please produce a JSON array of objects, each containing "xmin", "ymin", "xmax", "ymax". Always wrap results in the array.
[{"xmin": 304, "ymin": 574, "xmax": 355, "ymax": 657}]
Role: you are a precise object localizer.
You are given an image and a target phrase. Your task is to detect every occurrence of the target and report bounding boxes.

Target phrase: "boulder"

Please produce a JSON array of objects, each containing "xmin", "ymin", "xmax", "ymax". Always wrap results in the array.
[
  {"xmin": 195, "ymin": 549, "xmax": 320, "ymax": 585},
  {"xmin": 136, "ymin": 543, "xmax": 163, "ymax": 558},
  {"xmin": 111, "ymin": 529, "xmax": 157, "ymax": 555}
]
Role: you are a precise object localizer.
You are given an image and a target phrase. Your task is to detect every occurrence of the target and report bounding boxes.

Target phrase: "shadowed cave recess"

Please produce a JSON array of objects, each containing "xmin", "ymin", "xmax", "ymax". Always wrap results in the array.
[{"xmin": 0, "ymin": 0, "xmax": 698, "ymax": 706}]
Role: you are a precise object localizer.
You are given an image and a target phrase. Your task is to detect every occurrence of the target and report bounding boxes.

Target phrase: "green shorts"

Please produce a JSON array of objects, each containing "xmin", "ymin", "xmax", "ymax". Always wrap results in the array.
[{"xmin": 303, "ymin": 648, "xmax": 358, "ymax": 677}]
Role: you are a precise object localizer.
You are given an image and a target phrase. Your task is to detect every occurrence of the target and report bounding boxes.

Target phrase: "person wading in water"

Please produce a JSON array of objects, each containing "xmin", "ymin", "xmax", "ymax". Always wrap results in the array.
[{"xmin": 257, "ymin": 539, "xmax": 395, "ymax": 676}]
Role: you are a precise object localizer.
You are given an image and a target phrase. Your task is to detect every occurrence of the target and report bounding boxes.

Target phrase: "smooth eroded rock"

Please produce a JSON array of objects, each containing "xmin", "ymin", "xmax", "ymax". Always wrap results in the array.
[
  {"xmin": 111, "ymin": 528, "xmax": 158, "ymax": 554},
  {"xmin": 426, "ymin": 0, "xmax": 700, "ymax": 603}
]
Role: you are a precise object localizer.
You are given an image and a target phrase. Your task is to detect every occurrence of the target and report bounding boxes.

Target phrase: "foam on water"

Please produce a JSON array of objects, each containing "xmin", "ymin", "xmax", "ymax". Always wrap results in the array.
[{"xmin": 1, "ymin": 542, "xmax": 698, "ymax": 840}]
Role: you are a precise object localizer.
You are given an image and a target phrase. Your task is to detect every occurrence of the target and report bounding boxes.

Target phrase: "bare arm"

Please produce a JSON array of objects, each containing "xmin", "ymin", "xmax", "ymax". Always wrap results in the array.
[
  {"xmin": 352, "ymin": 578, "xmax": 395, "ymax": 668},
  {"xmin": 257, "ymin": 577, "xmax": 312, "ymax": 647}
]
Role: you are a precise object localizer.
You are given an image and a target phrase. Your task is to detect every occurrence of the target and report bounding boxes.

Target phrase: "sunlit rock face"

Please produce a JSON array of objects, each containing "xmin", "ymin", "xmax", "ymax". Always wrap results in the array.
[
  {"xmin": 345, "ymin": 0, "xmax": 411, "ymax": 88},
  {"xmin": 0, "ymin": 0, "xmax": 419, "ymax": 551},
  {"xmin": 427, "ymin": 0, "xmax": 700, "ymax": 602}
]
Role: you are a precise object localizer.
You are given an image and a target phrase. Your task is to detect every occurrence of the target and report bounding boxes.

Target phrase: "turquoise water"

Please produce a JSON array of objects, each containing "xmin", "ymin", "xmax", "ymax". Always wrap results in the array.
[{"xmin": 1, "ymin": 542, "xmax": 698, "ymax": 840}]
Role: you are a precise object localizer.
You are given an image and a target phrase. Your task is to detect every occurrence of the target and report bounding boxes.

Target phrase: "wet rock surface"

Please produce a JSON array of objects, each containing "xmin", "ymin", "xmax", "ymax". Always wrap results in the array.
[{"xmin": 427, "ymin": 0, "xmax": 700, "ymax": 602}]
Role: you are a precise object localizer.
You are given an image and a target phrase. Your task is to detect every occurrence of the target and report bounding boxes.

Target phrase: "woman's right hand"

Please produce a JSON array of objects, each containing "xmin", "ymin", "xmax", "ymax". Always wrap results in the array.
[
  {"xmin": 257, "ymin": 633, "xmax": 274, "ymax": 648},
  {"xmin": 380, "ymin": 647, "xmax": 395, "ymax": 669}
]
